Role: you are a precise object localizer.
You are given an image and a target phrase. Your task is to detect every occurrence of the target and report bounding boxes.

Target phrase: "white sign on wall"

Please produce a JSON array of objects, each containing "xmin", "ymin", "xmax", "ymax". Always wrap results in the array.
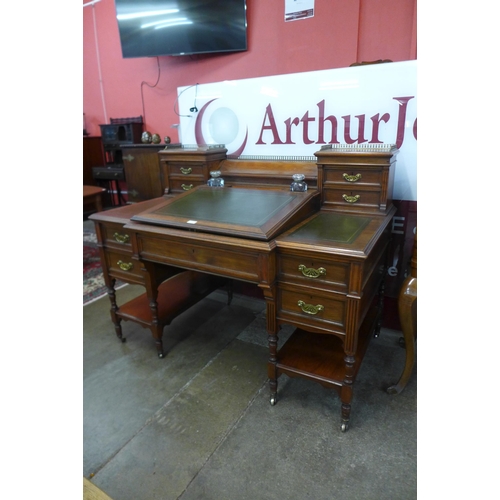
[
  {"xmin": 285, "ymin": 0, "xmax": 315, "ymax": 21},
  {"xmin": 178, "ymin": 61, "xmax": 417, "ymax": 201}
]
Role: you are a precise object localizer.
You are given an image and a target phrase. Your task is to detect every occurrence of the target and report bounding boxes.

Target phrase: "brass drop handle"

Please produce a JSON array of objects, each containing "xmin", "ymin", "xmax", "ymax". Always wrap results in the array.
[
  {"xmin": 181, "ymin": 184, "xmax": 193, "ymax": 190},
  {"xmin": 117, "ymin": 260, "xmax": 133, "ymax": 271},
  {"xmin": 113, "ymin": 232, "xmax": 130, "ymax": 244},
  {"xmin": 298, "ymin": 264, "xmax": 326, "ymax": 278},
  {"xmin": 297, "ymin": 300, "xmax": 324, "ymax": 315},
  {"xmin": 180, "ymin": 167, "xmax": 192, "ymax": 175},
  {"xmin": 342, "ymin": 194, "xmax": 360, "ymax": 203},
  {"xmin": 343, "ymin": 173, "xmax": 362, "ymax": 182}
]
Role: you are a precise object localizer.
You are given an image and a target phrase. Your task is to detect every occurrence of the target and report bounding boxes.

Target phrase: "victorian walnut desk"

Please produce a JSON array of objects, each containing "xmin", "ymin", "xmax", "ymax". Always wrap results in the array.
[{"xmin": 90, "ymin": 145, "xmax": 399, "ymax": 431}]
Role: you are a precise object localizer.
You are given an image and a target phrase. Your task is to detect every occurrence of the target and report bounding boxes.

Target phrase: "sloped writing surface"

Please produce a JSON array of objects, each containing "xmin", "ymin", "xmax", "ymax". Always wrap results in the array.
[
  {"xmin": 131, "ymin": 186, "xmax": 319, "ymax": 241},
  {"xmin": 153, "ymin": 188, "xmax": 294, "ymax": 227}
]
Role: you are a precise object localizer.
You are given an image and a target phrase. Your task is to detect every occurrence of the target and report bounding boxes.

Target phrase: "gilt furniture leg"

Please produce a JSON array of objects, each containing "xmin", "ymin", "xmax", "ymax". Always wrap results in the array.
[{"xmin": 387, "ymin": 276, "xmax": 417, "ymax": 394}]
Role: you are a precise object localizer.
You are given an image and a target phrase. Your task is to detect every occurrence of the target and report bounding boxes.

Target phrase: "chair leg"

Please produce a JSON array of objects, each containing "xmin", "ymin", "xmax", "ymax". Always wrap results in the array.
[{"xmin": 387, "ymin": 276, "xmax": 417, "ymax": 394}]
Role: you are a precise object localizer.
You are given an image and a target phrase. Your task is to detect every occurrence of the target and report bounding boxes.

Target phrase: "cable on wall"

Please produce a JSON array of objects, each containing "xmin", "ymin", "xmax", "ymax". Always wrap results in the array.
[
  {"xmin": 140, "ymin": 57, "xmax": 161, "ymax": 126},
  {"xmin": 173, "ymin": 83, "xmax": 199, "ymax": 118},
  {"xmin": 84, "ymin": 0, "xmax": 108, "ymax": 123}
]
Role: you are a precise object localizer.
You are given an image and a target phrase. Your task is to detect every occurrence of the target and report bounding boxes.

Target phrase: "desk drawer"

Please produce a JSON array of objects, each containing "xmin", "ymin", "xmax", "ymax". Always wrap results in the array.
[
  {"xmin": 323, "ymin": 167, "xmax": 383, "ymax": 187},
  {"xmin": 322, "ymin": 187, "xmax": 382, "ymax": 212},
  {"xmin": 168, "ymin": 163, "xmax": 206, "ymax": 177},
  {"xmin": 105, "ymin": 249, "xmax": 145, "ymax": 283},
  {"xmin": 168, "ymin": 178, "xmax": 205, "ymax": 193},
  {"xmin": 278, "ymin": 254, "xmax": 349, "ymax": 293},
  {"xmin": 137, "ymin": 235, "xmax": 263, "ymax": 283},
  {"xmin": 100, "ymin": 223, "xmax": 133, "ymax": 250},
  {"xmin": 277, "ymin": 284, "xmax": 347, "ymax": 334}
]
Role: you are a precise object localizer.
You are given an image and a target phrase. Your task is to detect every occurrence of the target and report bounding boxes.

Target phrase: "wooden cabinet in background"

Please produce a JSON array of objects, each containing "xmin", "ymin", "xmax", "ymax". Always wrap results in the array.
[
  {"xmin": 83, "ymin": 136, "xmax": 105, "ymax": 186},
  {"xmin": 121, "ymin": 145, "xmax": 166, "ymax": 203}
]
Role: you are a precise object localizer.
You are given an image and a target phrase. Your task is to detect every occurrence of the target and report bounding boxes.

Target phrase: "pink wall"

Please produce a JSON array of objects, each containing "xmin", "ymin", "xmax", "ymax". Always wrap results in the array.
[{"xmin": 83, "ymin": 0, "xmax": 417, "ymax": 141}]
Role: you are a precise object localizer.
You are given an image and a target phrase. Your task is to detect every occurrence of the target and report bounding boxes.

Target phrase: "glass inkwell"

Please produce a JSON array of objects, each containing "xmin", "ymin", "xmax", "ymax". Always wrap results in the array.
[
  {"xmin": 290, "ymin": 173, "xmax": 307, "ymax": 192},
  {"xmin": 207, "ymin": 170, "xmax": 224, "ymax": 188}
]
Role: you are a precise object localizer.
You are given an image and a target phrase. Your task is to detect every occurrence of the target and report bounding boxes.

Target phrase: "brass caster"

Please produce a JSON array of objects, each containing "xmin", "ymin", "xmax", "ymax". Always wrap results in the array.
[
  {"xmin": 158, "ymin": 352, "xmax": 165, "ymax": 359},
  {"xmin": 341, "ymin": 422, "xmax": 349, "ymax": 432},
  {"xmin": 270, "ymin": 396, "xmax": 277, "ymax": 406}
]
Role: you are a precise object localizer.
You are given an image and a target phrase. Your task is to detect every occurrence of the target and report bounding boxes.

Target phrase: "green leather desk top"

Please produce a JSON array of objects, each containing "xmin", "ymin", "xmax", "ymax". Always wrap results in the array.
[
  {"xmin": 131, "ymin": 186, "xmax": 319, "ymax": 241},
  {"xmin": 284, "ymin": 212, "xmax": 371, "ymax": 244},
  {"xmin": 274, "ymin": 209, "xmax": 396, "ymax": 258},
  {"xmin": 153, "ymin": 188, "xmax": 295, "ymax": 226}
]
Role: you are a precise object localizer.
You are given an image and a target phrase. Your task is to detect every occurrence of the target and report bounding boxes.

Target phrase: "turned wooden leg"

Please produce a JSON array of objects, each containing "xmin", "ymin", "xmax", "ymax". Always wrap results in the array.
[
  {"xmin": 268, "ymin": 331, "xmax": 279, "ymax": 405},
  {"xmin": 387, "ymin": 276, "xmax": 417, "ymax": 394},
  {"xmin": 261, "ymin": 285, "xmax": 279, "ymax": 405},
  {"xmin": 148, "ymin": 296, "xmax": 165, "ymax": 359},
  {"xmin": 107, "ymin": 278, "xmax": 125, "ymax": 343},
  {"xmin": 340, "ymin": 354, "xmax": 355, "ymax": 432}
]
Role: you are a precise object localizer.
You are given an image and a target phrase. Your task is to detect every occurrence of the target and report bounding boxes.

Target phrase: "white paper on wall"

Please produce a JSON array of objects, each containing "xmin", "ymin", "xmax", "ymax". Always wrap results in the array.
[{"xmin": 285, "ymin": 0, "xmax": 315, "ymax": 21}]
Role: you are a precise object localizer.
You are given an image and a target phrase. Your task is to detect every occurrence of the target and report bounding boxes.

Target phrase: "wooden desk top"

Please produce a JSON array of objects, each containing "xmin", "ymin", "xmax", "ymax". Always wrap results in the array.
[{"xmin": 83, "ymin": 185, "xmax": 106, "ymax": 198}]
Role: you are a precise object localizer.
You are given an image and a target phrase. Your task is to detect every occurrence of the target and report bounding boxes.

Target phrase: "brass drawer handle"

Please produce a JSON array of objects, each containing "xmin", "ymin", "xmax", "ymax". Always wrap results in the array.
[
  {"xmin": 180, "ymin": 167, "xmax": 192, "ymax": 175},
  {"xmin": 343, "ymin": 173, "xmax": 362, "ymax": 182},
  {"xmin": 342, "ymin": 194, "xmax": 360, "ymax": 203},
  {"xmin": 117, "ymin": 260, "xmax": 133, "ymax": 271},
  {"xmin": 113, "ymin": 232, "xmax": 130, "ymax": 244},
  {"xmin": 123, "ymin": 154, "xmax": 134, "ymax": 162},
  {"xmin": 181, "ymin": 184, "xmax": 193, "ymax": 190},
  {"xmin": 297, "ymin": 300, "xmax": 324, "ymax": 315},
  {"xmin": 298, "ymin": 264, "xmax": 326, "ymax": 278}
]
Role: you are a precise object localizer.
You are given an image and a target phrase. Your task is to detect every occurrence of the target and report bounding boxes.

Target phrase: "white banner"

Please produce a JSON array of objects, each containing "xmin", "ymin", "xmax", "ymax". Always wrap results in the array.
[{"xmin": 178, "ymin": 61, "xmax": 417, "ymax": 201}]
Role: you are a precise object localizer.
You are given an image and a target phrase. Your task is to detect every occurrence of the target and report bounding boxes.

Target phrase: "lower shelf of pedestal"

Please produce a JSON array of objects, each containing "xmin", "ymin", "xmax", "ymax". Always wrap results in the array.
[
  {"xmin": 116, "ymin": 270, "xmax": 225, "ymax": 328},
  {"xmin": 275, "ymin": 306, "xmax": 379, "ymax": 391}
]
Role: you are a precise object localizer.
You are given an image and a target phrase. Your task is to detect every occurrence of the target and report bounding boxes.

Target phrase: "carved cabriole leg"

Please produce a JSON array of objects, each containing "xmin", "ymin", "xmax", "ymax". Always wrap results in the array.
[
  {"xmin": 387, "ymin": 276, "xmax": 417, "ymax": 394},
  {"xmin": 260, "ymin": 284, "xmax": 278, "ymax": 405}
]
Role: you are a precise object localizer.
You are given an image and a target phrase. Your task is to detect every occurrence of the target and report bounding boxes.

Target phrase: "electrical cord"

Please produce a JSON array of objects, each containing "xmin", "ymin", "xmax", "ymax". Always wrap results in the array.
[
  {"xmin": 174, "ymin": 83, "xmax": 199, "ymax": 118},
  {"xmin": 140, "ymin": 57, "xmax": 161, "ymax": 125}
]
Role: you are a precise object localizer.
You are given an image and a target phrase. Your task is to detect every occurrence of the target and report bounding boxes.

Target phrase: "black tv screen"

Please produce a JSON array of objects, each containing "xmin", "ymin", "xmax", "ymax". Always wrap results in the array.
[{"xmin": 115, "ymin": 0, "xmax": 248, "ymax": 58}]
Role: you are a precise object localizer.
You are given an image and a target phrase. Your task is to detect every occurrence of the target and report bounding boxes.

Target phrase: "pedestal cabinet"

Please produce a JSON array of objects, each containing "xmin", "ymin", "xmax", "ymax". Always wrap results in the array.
[
  {"xmin": 158, "ymin": 146, "xmax": 227, "ymax": 194},
  {"xmin": 271, "ymin": 209, "xmax": 395, "ymax": 431},
  {"xmin": 315, "ymin": 144, "xmax": 397, "ymax": 215},
  {"xmin": 121, "ymin": 145, "xmax": 165, "ymax": 203}
]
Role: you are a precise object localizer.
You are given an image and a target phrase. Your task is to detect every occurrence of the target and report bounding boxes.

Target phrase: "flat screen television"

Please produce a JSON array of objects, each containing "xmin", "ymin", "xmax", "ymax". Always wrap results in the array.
[{"xmin": 115, "ymin": 0, "xmax": 248, "ymax": 58}]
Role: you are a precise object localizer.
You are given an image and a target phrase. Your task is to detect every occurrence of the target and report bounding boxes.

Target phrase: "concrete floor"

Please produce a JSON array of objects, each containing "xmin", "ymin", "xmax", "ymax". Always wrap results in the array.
[{"xmin": 83, "ymin": 283, "xmax": 417, "ymax": 500}]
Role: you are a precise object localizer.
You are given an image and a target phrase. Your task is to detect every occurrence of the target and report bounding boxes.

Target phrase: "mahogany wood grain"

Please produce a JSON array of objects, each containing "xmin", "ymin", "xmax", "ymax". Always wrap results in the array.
[
  {"xmin": 90, "ymin": 147, "xmax": 401, "ymax": 431},
  {"xmin": 387, "ymin": 228, "xmax": 417, "ymax": 394}
]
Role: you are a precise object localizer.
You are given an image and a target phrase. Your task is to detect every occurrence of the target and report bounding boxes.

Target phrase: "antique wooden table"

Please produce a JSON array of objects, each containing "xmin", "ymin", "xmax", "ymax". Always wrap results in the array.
[
  {"xmin": 90, "ymin": 146, "xmax": 399, "ymax": 431},
  {"xmin": 83, "ymin": 185, "xmax": 106, "ymax": 213}
]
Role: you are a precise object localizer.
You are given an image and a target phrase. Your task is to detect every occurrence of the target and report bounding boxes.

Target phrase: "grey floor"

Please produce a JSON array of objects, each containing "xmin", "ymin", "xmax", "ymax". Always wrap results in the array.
[{"xmin": 83, "ymin": 276, "xmax": 417, "ymax": 499}]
